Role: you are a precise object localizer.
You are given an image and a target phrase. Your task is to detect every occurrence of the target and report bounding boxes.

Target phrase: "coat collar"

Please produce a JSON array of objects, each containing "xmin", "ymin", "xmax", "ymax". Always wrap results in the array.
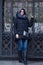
[{"xmin": 17, "ymin": 12, "xmax": 27, "ymax": 19}]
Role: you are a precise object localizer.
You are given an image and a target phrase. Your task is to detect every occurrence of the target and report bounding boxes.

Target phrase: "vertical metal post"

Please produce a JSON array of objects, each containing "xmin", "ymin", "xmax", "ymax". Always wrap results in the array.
[
  {"xmin": 31, "ymin": 0, "xmax": 35, "ymax": 58},
  {"xmin": 0, "ymin": 0, "xmax": 3, "ymax": 55},
  {"xmin": 32, "ymin": 0, "xmax": 35, "ymax": 34},
  {"xmin": 10, "ymin": 0, "xmax": 13, "ymax": 55},
  {"xmin": 32, "ymin": 0, "xmax": 35, "ymax": 17}
]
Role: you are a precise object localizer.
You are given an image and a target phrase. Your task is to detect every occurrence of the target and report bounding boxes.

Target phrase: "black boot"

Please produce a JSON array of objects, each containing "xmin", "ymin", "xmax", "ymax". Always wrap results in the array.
[
  {"xmin": 18, "ymin": 51, "xmax": 22, "ymax": 62},
  {"xmin": 23, "ymin": 51, "xmax": 27, "ymax": 65}
]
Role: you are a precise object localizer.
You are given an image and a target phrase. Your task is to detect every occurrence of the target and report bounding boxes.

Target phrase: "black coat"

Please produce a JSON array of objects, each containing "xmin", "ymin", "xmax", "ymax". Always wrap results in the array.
[
  {"xmin": 29, "ymin": 18, "xmax": 36, "ymax": 27},
  {"xmin": 15, "ymin": 12, "xmax": 30, "ymax": 39}
]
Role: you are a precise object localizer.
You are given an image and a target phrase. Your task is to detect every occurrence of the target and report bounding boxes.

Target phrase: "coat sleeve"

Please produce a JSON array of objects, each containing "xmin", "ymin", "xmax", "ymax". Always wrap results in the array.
[
  {"xmin": 30, "ymin": 18, "xmax": 37, "ymax": 27},
  {"xmin": 27, "ymin": 18, "xmax": 30, "ymax": 27}
]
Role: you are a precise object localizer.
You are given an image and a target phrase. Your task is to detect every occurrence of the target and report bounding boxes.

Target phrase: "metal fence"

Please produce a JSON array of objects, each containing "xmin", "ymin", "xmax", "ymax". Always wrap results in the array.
[{"xmin": 0, "ymin": 0, "xmax": 43, "ymax": 59}]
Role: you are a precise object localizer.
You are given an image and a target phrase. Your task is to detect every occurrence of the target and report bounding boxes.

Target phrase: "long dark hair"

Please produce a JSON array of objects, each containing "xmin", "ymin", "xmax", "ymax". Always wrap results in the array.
[{"xmin": 20, "ymin": 8, "xmax": 26, "ymax": 15}]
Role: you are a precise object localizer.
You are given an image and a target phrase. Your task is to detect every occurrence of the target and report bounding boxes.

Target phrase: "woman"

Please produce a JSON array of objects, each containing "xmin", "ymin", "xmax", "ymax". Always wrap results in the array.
[{"xmin": 15, "ymin": 8, "xmax": 29, "ymax": 64}]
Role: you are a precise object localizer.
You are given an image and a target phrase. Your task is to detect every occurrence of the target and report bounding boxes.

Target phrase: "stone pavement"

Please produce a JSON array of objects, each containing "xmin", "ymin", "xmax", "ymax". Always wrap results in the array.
[{"xmin": 0, "ymin": 60, "xmax": 43, "ymax": 65}]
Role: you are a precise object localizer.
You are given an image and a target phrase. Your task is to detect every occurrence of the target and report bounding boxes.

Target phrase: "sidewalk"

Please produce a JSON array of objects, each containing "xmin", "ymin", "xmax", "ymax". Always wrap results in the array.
[{"xmin": 0, "ymin": 60, "xmax": 43, "ymax": 65}]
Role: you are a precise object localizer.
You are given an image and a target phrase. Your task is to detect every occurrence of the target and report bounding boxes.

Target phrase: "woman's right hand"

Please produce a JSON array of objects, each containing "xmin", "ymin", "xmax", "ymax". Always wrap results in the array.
[{"xmin": 16, "ymin": 34, "xmax": 19, "ymax": 39}]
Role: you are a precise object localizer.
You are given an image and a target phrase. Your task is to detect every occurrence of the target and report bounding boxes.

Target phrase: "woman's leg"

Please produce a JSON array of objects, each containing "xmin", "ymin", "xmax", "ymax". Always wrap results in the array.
[
  {"xmin": 23, "ymin": 39, "xmax": 28, "ymax": 65},
  {"xmin": 18, "ymin": 39, "xmax": 23, "ymax": 62},
  {"xmin": 23, "ymin": 40, "xmax": 28, "ymax": 52}
]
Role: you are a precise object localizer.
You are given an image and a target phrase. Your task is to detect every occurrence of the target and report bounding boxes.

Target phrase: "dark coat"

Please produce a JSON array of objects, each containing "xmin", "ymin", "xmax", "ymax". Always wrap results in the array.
[
  {"xmin": 29, "ymin": 18, "xmax": 35, "ymax": 27},
  {"xmin": 29, "ymin": 18, "xmax": 34, "ymax": 27},
  {"xmin": 15, "ymin": 11, "xmax": 30, "ymax": 39}
]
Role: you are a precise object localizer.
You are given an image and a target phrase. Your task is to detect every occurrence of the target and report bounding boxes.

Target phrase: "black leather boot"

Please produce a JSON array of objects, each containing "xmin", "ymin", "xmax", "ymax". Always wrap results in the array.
[
  {"xmin": 23, "ymin": 51, "xmax": 27, "ymax": 65},
  {"xmin": 18, "ymin": 51, "xmax": 22, "ymax": 62}
]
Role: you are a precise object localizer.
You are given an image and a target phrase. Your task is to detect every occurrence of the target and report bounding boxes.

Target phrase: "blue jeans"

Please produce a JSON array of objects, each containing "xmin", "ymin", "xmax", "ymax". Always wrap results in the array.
[{"xmin": 18, "ymin": 39, "xmax": 28, "ymax": 52}]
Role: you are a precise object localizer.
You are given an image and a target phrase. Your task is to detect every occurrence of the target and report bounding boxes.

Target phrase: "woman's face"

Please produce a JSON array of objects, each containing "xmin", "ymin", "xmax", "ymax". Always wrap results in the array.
[{"xmin": 20, "ymin": 10, "xmax": 24, "ymax": 15}]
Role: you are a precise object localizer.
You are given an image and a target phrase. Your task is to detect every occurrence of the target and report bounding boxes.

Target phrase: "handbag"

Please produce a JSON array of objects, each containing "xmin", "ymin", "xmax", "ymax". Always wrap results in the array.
[{"xmin": 23, "ymin": 30, "xmax": 29, "ymax": 38}]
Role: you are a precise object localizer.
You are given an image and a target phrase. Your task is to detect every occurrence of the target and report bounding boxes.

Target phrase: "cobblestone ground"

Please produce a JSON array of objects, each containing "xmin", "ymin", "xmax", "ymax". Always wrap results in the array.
[{"xmin": 0, "ymin": 61, "xmax": 43, "ymax": 65}]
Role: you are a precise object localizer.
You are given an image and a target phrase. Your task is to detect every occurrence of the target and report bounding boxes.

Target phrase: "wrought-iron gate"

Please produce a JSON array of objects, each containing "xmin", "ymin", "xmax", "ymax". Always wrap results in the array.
[{"xmin": 0, "ymin": 0, "xmax": 43, "ymax": 59}]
